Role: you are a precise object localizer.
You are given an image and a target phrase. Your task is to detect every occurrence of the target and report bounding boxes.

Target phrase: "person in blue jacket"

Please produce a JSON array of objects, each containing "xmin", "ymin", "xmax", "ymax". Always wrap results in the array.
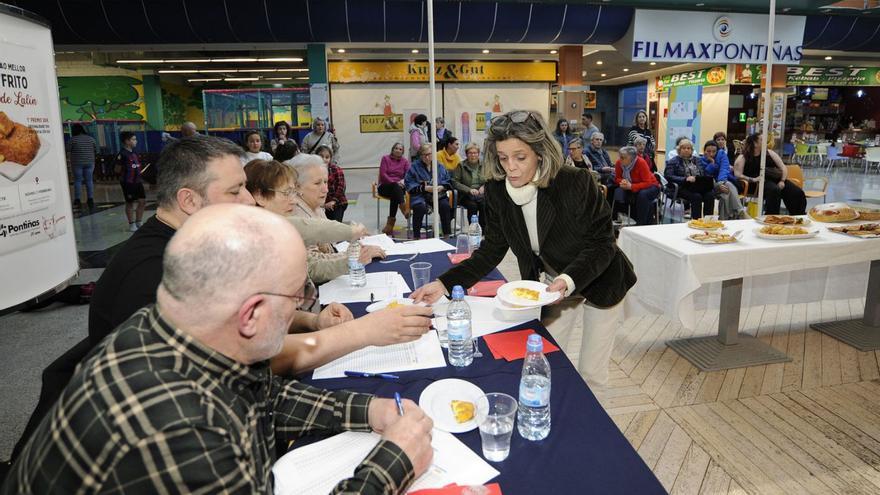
[
  {"xmin": 701, "ymin": 140, "xmax": 748, "ymax": 219},
  {"xmin": 405, "ymin": 143, "xmax": 453, "ymax": 238}
]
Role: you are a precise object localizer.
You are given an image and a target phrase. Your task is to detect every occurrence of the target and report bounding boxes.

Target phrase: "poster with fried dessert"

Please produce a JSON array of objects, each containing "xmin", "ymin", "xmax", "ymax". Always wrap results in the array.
[{"xmin": 0, "ymin": 7, "xmax": 78, "ymax": 310}]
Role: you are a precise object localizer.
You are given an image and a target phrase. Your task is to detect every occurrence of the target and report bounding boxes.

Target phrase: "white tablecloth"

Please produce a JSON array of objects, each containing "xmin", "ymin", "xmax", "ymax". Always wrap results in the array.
[{"xmin": 618, "ymin": 219, "xmax": 879, "ymax": 329}]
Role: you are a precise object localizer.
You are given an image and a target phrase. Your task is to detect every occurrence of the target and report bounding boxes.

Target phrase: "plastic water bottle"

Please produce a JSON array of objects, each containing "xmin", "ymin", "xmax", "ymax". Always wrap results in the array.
[
  {"xmin": 347, "ymin": 240, "xmax": 366, "ymax": 288},
  {"xmin": 467, "ymin": 215, "xmax": 482, "ymax": 252},
  {"xmin": 446, "ymin": 285, "xmax": 474, "ymax": 367},
  {"xmin": 517, "ymin": 334, "xmax": 551, "ymax": 441}
]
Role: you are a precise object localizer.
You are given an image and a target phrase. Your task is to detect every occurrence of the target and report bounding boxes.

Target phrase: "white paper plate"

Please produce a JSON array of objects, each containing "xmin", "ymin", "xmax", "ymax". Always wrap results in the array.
[
  {"xmin": 753, "ymin": 228, "xmax": 819, "ymax": 240},
  {"xmin": 418, "ymin": 379, "xmax": 484, "ymax": 433},
  {"xmin": 754, "ymin": 215, "xmax": 812, "ymax": 226},
  {"xmin": 686, "ymin": 221, "xmax": 725, "ymax": 231},
  {"xmin": 686, "ymin": 234, "xmax": 739, "ymax": 245},
  {"xmin": 492, "ymin": 295, "xmax": 544, "ymax": 311},
  {"xmin": 365, "ymin": 298, "xmax": 421, "ymax": 313},
  {"xmin": 496, "ymin": 280, "xmax": 560, "ymax": 308}
]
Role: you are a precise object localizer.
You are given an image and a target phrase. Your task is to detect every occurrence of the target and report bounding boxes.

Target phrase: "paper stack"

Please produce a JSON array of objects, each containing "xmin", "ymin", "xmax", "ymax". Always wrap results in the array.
[
  {"xmin": 311, "ymin": 331, "xmax": 447, "ymax": 380},
  {"xmin": 318, "ymin": 271, "xmax": 411, "ymax": 305}
]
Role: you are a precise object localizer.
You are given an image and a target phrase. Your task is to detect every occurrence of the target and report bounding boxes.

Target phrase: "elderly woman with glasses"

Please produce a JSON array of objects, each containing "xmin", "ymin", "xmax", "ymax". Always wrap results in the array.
[
  {"xmin": 412, "ymin": 110, "xmax": 636, "ymax": 388},
  {"xmin": 665, "ymin": 138, "xmax": 715, "ymax": 219},
  {"xmin": 405, "ymin": 143, "xmax": 453, "ymax": 238},
  {"xmin": 613, "ymin": 146, "xmax": 660, "ymax": 225}
]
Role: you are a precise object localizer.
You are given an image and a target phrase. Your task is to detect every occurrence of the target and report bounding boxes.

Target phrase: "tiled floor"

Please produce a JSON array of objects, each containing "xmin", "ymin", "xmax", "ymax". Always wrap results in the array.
[{"xmin": 1, "ymin": 163, "xmax": 879, "ymax": 484}]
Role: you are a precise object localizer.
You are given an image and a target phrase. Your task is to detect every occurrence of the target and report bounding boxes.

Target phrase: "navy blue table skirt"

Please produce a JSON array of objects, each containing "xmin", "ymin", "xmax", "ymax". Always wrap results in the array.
[{"xmin": 300, "ymin": 247, "xmax": 664, "ymax": 494}]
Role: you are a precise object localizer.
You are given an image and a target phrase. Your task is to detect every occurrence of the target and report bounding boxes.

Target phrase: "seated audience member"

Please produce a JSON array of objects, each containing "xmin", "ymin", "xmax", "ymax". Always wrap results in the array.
[
  {"xmin": 247, "ymin": 158, "xmax": 371, "ymax": 285},
  {"xmin": 273, "ymin": 140, "xmax": 300, "ymax": 162},
  {"xmin": 435, "ymin": 116, "xmax": 453, "ymax": 145},
  {"xmin": 437, "ymin": 136, "xmax": 462, "ymax": 171},
  {"xmin": 613, "ymin": 146, "xmax": 660, "ymax": 225},
  {"xmin": 564, "ymin": 138, "xmax": 600, "ymax": 183},
  {"xmin": 666, "ymin": 135, "xmax": 689, "ymax": 161},
  {"xmin": 664, "ymin": 138, "xmax": 716, "ymax": 219},
  {"xmin": 409, "ymin": 114, "xmax": 430, "ymax": 161},
  {"xmin": 633, "ymin": 136, "xmax": 657, "ymax": 173},
  {"xmin": 315, "ymin": 144, "xmax": 348, "ymax": 222},
  {"xmin": 733, "ymin": 133, "xmax": 807, "ymax": 215},
  {"xmin": 301, "ymin": 117, "xmax": 339, "ymax": 155},
  {"xmin": 701, "ymin": 140, "xmax": 748, "ymax": 220},
  {"xmin": 242, "ymin": 130, "xmax": 273, "ymax": 164},
  {"xmin": 270, "ymin": 120, "xmax": 292, "ymax": 152},
  {"xmin": 451, "ymin": 143, "xmax": 486, "ymax": 230},
  {"xmin": 2, "ymin": 204, "xmax": 434, "ymax": 494},
  {"xmin": 584, "ymin": 132, "xmax": 616, "ymax": 200},
  {"xmin": 378, "ymin": 142, "xmax": 411, "ymax": 234},
  {"xmin": 714, "ymin": 131, "xmax": 738, "ymax": 161},
  {"xmin": 405, "ymin": 143, "xmax": 453, "ymax": 238},
  {"xmin": 288, "ymin": 153, "xmax": 386, "ymax": 264},
  {"xmin": 554, "ymin": 118, "xmax": 576, "ymax": 157}
]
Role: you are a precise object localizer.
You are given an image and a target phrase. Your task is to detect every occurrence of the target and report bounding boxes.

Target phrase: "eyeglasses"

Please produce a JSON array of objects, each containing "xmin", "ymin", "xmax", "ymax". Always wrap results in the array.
[
  {"xmin": 268, "ymin": 188, "xmax": 296, "ymax": 198},
  {"xmin": 256, "ymin": 288, "xmax": 317, "ymax": 309},
  {"xmin": 489, "ymin": 111, "xmax": 537, "ymax": 134}
]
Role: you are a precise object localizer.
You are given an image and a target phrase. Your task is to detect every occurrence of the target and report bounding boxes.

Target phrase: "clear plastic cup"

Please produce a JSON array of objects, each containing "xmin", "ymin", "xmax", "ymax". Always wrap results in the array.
[
  {"xmin": 475, "ymin": 393, "xmax": 518, "ymax": 462},
  {"xmin": 410, "ymin": 262, "xmax": 432, "ymax": 290},
  {"xmin": 455, "ymin": 233, "xmax": 470, "ymax": 254}
]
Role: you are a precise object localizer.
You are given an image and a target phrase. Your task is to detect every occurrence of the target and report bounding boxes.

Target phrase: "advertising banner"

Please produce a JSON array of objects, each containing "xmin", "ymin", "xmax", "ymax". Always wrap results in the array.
[
  {"xmin": 359, "ymin": 113, "xmax": 404, "ymax": 133},
  {"xmin": 626, "ymin": 10, "xmax": 805, "ymax": 64},
  {"xmin": 0, "ymin": 7, "xmax": 78, "ymax": 309},
  {"xmin": 329, "ymin": 61, "xmax": 557, "ymax": 83},
  {"xmin": 785, "ymin": 66, "xmax": 880, "ymax": 86},
  {"xmin": 656, "ymin": 66, "xmax": 727, "ymax": 91}
]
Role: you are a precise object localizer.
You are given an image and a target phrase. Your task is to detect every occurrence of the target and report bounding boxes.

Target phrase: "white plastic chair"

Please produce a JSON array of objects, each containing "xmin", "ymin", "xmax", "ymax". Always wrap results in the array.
[{"xmin": 865, "ymin": 147, "xmax": 880, "ymax": 174}]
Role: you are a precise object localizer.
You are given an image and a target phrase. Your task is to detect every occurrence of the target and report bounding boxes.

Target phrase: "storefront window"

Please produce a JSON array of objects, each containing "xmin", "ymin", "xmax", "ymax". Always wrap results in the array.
[{"xmin": 618, "ymin": 84, "xmax": 648, "ymax": 128}]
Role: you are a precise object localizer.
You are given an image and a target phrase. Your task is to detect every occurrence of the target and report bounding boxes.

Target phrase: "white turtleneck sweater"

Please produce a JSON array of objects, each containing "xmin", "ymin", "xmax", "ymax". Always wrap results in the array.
[{"xmin": 505, "ymin": 179, "xmax": 575, "ymax": 297}]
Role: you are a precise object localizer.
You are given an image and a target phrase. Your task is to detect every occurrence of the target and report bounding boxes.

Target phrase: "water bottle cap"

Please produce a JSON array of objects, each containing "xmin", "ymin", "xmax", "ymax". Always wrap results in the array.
[
  {"xmin": 471, "ymin": 215, "xmax": 478, "ymax": 222},
  {"xmin": 451, "ymin": 285, "xmax": 465, "ymax": 299},
  {"xmin": 526, "ymin": 334, "xmax": 543, "ymax": 352}
]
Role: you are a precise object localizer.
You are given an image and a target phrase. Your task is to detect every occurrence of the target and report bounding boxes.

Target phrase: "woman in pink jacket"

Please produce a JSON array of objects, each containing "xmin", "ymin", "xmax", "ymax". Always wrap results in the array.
[{"xmin": 378, "ymin": 142, "xmax": 411, "ymax": 234}]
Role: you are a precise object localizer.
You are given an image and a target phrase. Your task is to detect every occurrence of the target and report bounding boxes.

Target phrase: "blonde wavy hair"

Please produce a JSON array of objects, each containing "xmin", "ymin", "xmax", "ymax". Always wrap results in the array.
[{"xmin": 481, "ymin": 110, "xmax": 563, "ymax": 188}]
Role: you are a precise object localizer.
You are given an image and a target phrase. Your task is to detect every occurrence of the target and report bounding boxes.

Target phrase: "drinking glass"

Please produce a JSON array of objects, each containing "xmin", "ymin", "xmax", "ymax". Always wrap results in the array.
[
  {"xmin": 410, "ymin": 262, "xmax": 432, "ymax": 290},
  {"xmin": 475, "ymin": 393, "xmax": 518, "ymax": 462},
  {"xmin": 455, "ymin": 233, "xmax": 470, "ymax": 255}
]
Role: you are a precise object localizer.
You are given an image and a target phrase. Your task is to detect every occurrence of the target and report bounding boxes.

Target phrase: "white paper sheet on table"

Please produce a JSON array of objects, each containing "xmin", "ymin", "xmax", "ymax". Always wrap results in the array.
[
  {"xmin": 318, "ymin": 272, "xmax": 412, "ymax": 305},
  {"xmin": 272, "ymin": 429, "xmax": 499, "ymax": 495},
  {"xmin": 384, "ymin": 238, "xmax": 456, "ymax": 255},
  {"xmin": 335, "ymin": 234, "xmax": 397, "ymax": 254},
  {"xmin": 311, "ymin": 330, "xmax": 447, "ymax": 380},
  {"xmin": 432, "ymin": 296, "xmax": 539, "ymax": 338}
]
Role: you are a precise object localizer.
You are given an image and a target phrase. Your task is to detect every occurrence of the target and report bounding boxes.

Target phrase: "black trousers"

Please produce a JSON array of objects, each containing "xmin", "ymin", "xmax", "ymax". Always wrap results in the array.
[
  {"xmin": 377, "ymin": 182, "xmax": 406, "ymax": 217},
  {"xmin": 679, "ymin": 186, "xmax": 715, "ymax": 219},
  {"xmin": 325, "ymin": 203, "xmax": 347, "ymax": 222},
  {"xmin": 458, "ymin": 194, "xmax": 486, "ymax": 230},
  {"xmin": 412, "ymin": 198, "xmax": 452, "ymax": 237},
  {"xmin": 763, "ymin": 180, "xmax": 807, "ymax": 215}
]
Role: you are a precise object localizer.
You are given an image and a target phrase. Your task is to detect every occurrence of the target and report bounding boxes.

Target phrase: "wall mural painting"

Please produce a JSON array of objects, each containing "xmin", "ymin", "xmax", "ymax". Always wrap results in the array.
[
  {"xmin": 161, "ymin": 82, "xmax": 204, "ymax": 131},
  {"xmin": 58, "ymin": 76, "xmax": 145, "ymax": 122}
]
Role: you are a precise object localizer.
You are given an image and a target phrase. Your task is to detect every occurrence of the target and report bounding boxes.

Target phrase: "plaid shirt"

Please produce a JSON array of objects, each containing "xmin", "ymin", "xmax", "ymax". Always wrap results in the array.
[
  {"xmin": 3, "ymin": 305, "xmax": 415, "ymax": 494},
  {"xmin": 327, "ymin": 163, "xmax": 348, "ymax": 206}
]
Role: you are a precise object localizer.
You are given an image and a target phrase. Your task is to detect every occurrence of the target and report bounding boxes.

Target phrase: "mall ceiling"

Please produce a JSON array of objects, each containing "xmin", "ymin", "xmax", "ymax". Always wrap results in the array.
[{"xmin": 5, "ymin": 0, "xmax": 880, "ymax": 50}]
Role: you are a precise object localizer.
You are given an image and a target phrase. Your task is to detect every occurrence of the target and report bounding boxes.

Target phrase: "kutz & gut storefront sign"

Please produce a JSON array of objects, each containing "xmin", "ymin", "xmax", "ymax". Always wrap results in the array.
[{"xmin": 329, "ymin": 61, "xmax": 557, "ymax": 83}]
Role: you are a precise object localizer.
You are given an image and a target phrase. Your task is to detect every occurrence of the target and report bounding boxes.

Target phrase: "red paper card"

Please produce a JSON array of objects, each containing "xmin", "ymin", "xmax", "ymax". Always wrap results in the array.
[
  {"xmin": 482, "ymin": 329, "xmax": 559, "ymax": 361},
  {"xmin": 447, "ymin": 253, "xmax": 471, "ymax": 264},
  {"xmin": 467, "ymin": 280, "xmax": 505, "ymax": 297},
  {"xmin": 409, "ymin": 483, "xmax": 502, "ymax": 495}
]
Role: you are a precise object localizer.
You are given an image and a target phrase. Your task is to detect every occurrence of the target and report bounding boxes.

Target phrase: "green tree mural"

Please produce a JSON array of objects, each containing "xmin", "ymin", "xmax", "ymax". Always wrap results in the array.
[
  {"xmin": 58, "ymin": 76, "xmax": 144, "ymax": 121},
  {"xmin": 162, "ymin": 90, "xmax": 186, "ymax": 127}
]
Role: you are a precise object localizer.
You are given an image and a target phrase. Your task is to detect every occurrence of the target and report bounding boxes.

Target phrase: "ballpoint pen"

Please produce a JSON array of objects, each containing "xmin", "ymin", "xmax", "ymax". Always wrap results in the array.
[
  {"xmin": 343, "ymin": 371, "xmax": 400, "ymax": 380},
  {"xmin": 394, "ymin": 392, "xmax": 405, "ymax": 416}
]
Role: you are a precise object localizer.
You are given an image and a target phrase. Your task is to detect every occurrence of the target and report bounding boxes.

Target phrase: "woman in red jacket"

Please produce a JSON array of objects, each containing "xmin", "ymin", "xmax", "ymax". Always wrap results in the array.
[{"xmin": 613, "ymin": 146, "xmax": 659, "ymax": 225}]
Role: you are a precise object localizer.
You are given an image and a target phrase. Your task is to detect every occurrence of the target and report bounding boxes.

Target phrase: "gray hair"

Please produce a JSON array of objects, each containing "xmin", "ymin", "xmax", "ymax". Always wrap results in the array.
[
  {"xmin": 287, "ymin": 153, "xmax": 327, "ymax": 187},
  {"xmin": 482, "ymin": 110, "xmax": 563, "ymax": 189},
  {"xmin": 312, "ymin": 117, "xmax": 327, "ymax": 131},
  {"xmin": 676, "ymin": 138, "xmax": 694, "ymax": 151},
  {"xmin": 182, "ymin": 122, "xmax": 197, "ymax": 131},
  {"xmin": 633, "ymin": 136, "xmax": 647, "ymax": 147},
  {"xmin": 156, "ymin": 136, "xmax": 244, "ymax": 208},
  {"xmin": 618, "ymin": 146, "xmax": 638, "ymax": 159},
  {"xmin": 568, "ymin": 137, "xmax": 584, "ymax": 149},
  {"xmin": 436, "ymin": 116, "xmax": 445, "ymax": 125},
  {"xmin": 162, "ymin": 207, "xmax": 280, "ymax": 303},
  {"xmin": 591, "ymin": 132, "xmax": 605, "ymax": 142}
]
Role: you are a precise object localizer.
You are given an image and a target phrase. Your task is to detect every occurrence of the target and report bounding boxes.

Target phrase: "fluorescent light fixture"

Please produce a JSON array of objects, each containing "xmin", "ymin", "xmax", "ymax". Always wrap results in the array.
[
  {"xmin": 158, "ymin": 69, "xmax": 200, "ymax": 74},
  {"xmin": 198, "ymin": 69, "xmax": 237, "ymax": 73},
  {"xmin": 482, "ymin": 49, "xmax": 490, "ymax": 54},
  {"xmin": 623, "ymin": 68, "xmax": 630, "ymax": 72},
  {"xmin": 116, "ymin": 59, "xmax": 164, "ymax": 64},
  {"xmin": 277, "ymin": 68, "xmax": 309, "ymax": 72},
  {"xmin": 256, "ymin": 57, "xmax": 303, "ymax": 62},
  {"xmin": 412, "ymin": 49, "xmax": 419, "ymax": 54},
  {"xmin": 265, "ymin": 77, "xmax": 293, "ymax": 81},
  {"xmin": 167, "ymin": 59, "xmax": 211, "ymax": 63},
  {"xmin": 224, "ymin": 77, "xmax": 259, "ymax": 81},
  {"xmin": 824, "ymin": 56, "xmax": 833, "ymax": 60},
  {"xmin": 247, "ymin": 69, "xmax": 278, "ymax": 73},
  {"xmin": 550, "ymin": 50, "xmax": 557, "ymax": 54},
  {"xmin": 295, "ymin": 77, "xmax": 309, "ymax": 80},
  {"xmin": 337, "ymin": 49, "xmax": 346, "ymax": 53},
  {"xmin": 212, "ymin": 58, "xmax": 258, "ymax": 63},
  {"xmin": 188, "ymin": 78, "xmax": 222, "ymax": 82}
]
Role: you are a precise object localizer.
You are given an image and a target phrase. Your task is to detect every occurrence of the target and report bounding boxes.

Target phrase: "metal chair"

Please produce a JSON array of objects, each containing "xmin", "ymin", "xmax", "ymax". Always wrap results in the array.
[
  {"xmin": 823, "ymin": 145, "xmax": 850, "ymax": 172},
  {"xmin": 371, "ymin": 182, "xmax": 390, "ymax": 231},
  {"xmin": 864, "ymin": 147, "xmax": 880, "ymax": 174}
]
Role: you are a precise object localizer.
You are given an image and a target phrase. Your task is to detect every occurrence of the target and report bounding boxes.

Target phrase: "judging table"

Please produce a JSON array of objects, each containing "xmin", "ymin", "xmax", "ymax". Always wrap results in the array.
[
  {"xmin": 300, "ymin": 248, "xmax": 665, "ymax": 494},
  {"xmin": 619, "ymin": 219, "xmax": 880, "ymax": 371}
]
